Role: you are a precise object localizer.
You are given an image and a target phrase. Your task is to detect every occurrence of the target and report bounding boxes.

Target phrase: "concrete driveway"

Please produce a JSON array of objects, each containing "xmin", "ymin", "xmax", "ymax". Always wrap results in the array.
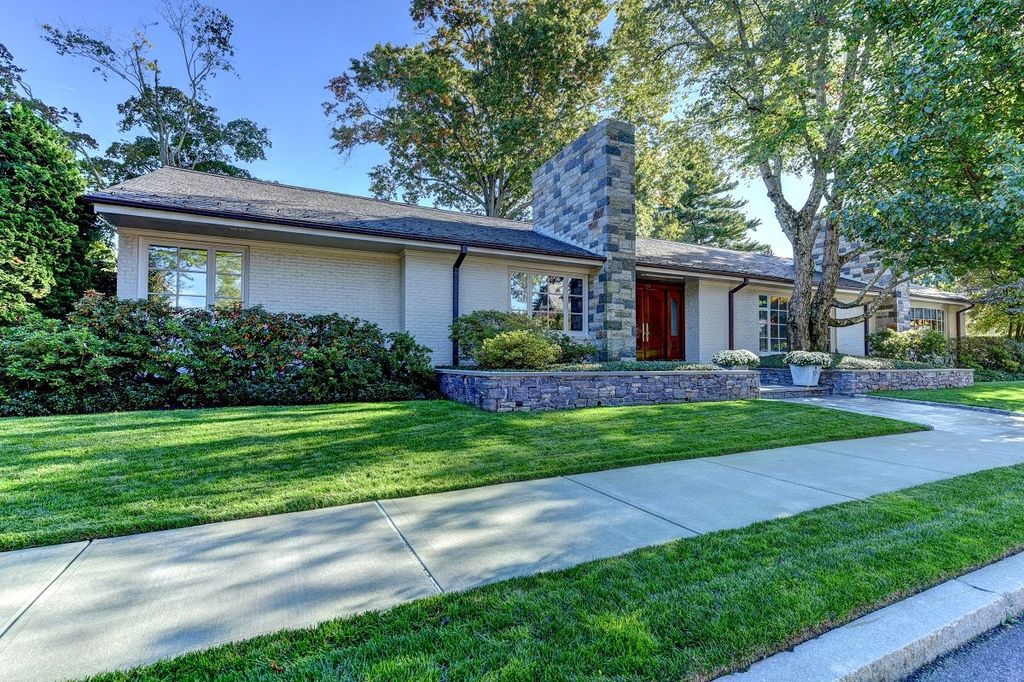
[{"xmin": 1, "ymin": 397, "xmax": 1022, "ymax": 681}]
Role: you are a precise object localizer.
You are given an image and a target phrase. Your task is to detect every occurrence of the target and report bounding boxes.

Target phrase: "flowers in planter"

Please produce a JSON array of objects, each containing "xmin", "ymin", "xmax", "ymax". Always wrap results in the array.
[
  {"xmin": 712, "ymin": 349, "xmax": 760, "ymax": 368},
  {"xmin": 783, "ymin": 351, "xmax": 833, "ymax": 367}
]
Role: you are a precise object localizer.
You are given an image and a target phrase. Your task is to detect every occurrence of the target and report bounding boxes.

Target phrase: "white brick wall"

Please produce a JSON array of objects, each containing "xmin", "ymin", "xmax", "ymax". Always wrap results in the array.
[
  {"xmin": 401, "ymin": 250, "xmax": 455, "ymax": 365},
  {"xmin": 116, "ymin": 231, "xmax": 139, "ymax": 299},
  {"xmin": 117, "ymin": 229, "xmax": 401, "ymax": 331},
  {"xmin": 696, "ymin": 280, "xmax": 730, "ymax": 363},
  {"xmin": 248, "ymin": 243, "xmax": 400, "ymax": 330},
  {"xmin": 833, "ymin": 302, "xmax": 866, "ymax": 355}
]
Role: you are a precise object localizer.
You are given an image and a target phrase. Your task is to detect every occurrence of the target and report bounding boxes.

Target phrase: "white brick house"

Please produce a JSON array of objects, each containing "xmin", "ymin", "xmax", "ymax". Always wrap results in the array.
[{"xmin": 89, "ymin": 120, "xmax": 970, "ymax": 365}]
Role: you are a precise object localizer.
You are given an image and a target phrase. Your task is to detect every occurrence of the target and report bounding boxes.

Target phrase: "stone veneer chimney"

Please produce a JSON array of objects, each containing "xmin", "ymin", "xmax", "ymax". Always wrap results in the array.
[
  {"xmin": 531, "ymin": 119, "xmax": 637, "ymax": 361},
  {"xmin": 813, "ymin": 236, "xmax": 912, "ymax": 331}
]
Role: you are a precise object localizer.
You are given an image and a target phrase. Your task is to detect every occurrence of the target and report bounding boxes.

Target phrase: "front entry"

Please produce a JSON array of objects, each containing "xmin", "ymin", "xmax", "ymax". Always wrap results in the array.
[{"xmin": 636, "ymin": 281, "xmax": 684, "ymax": 360}]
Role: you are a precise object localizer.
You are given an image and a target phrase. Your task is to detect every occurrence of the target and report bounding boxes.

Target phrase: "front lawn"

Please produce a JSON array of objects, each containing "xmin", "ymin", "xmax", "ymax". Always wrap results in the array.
[
  {"xmin": 0, "ymin": 399, "xmax": 920, "ymax": 551},
  {"xmin": 873, "ymin": 381, "xmax": 1024, "ymax": 413},
  {"xmin": 90, "ymin": 464, "xmax": 1024, "ymax": 681}
]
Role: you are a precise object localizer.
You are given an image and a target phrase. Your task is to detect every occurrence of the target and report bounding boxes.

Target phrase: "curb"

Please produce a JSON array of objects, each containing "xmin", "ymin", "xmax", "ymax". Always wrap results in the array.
[
  {"xmin": 859, "ymin": 394, "xmax": 1023, "ymax": 417},
  {"xmin": 719, "ymin": 551, "xmax": 1024, "ymax": 681}
]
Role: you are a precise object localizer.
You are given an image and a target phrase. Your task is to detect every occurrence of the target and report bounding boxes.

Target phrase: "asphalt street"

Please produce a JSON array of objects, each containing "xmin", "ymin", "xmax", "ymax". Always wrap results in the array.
[{"xmin": 905, "ymin": 620, "xmax": 1024, "ymax": 682}]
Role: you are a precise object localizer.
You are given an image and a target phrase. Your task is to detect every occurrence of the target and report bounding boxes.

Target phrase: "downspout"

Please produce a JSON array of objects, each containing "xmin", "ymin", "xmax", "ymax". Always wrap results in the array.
[
  {"xmin": 955, "ymin": 303, "xmax": 975, "ymax": 364},
  {"xmin": 863, "ymin": 304, "xmax": 870, "ymax": 356},
  {"xmin": 451, "ymin": 245, "xmax": 469, "ymax": 366},
  {"xmin": 727, "ymin": 278, "xmax": 750, "ymax": 349},
  {"xmin": 955, "ymin": 304, "xmax": 974, "ymax": 339}
]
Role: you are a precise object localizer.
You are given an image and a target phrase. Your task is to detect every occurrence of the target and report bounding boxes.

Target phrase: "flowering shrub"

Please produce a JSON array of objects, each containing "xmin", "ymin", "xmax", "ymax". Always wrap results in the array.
[
  {"xmin": 783, "ymin": 351, "xmax": 833, "ymax": 367},
  {"xmin": 0, "ymin": 293, "xmax": 435, "ymax": 416},
  {"xmin": 869, "ymin": 328, "xmax": 951, "ymax": 365},
  {"xmin": 712, "ymin": 349, "xmax": 760, "ymax": 368},
  {"xmin": 450, "ymin": 310, "xmax": 597, "ymax": 365},
  {"xmin": 475, "ymin": 330, "xmax": 559, "ymax": 369}
]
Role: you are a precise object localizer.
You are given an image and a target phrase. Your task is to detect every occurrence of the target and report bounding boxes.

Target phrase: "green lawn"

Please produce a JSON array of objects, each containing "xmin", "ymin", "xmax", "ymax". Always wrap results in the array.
[
  {"xmin": 89, "ymin": 464, "xmax": 1024, "ymax": 682},
  {"xmin": 0, "ymin": 399, "xmax": 920, "ymax": 552},
  {"xmin": 874, "ymin": 381, "xmax": 1024, "ymax": 413}
]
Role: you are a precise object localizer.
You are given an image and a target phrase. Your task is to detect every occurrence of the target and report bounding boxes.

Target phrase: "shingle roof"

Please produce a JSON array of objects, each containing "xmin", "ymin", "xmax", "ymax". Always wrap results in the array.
[
  {"xmin": 635, "ymin": 239, "xmax": 968, "ymax": 302},
  {"xmin": 88, "ymin": 167, "xmax": 968, "ymax": 303},
  {"xmin": 636, "ymin": 238, "xmax": 870, "ymax": 290},
  {"xmin": 85, "ymin": 167, "xmax": 602, "ymax": 261}
]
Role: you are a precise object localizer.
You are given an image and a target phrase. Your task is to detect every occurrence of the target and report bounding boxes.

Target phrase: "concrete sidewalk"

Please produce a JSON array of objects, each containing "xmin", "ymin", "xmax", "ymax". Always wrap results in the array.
[{"xmin": 1, "ymin": 397, "xmax": 1022, "ymax": 681}]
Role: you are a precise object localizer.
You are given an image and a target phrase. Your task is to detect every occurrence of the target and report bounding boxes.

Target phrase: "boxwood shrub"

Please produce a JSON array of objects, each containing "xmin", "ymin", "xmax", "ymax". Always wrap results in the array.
[{"xmin": 0, "ymin": 293, "xmax": 435, "ymax": 416}]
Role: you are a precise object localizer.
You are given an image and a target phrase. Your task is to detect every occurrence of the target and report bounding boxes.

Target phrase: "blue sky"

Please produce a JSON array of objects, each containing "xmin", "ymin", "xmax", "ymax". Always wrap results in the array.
[{"xmin": 6, "ymin": 0, "xmax": 797, "ymax": 256}]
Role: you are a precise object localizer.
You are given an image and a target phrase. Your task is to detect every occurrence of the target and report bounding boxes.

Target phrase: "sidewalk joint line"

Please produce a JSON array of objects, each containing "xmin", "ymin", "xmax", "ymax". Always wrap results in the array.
[
  {"xmin": 807, "ymin": 445, "xmax": 962, "ymax": 476},
  {"xmin": 561, "ymin": 476, "xmax": 702, "ymax": 536},
  {"xmin": 374, "ymin": 501, "xmax": 444, "ymax": 595},
  {"xmin": 0, "ymin": 540, "xmax": 92, "ymax": 643},
  {"xmin": 704, "ymin": 459, "xmax": 860, "ymax": 501}
]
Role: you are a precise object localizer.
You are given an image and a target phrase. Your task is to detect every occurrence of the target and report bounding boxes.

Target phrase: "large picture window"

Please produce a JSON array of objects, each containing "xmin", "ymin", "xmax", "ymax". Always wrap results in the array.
[
  {"xmin": 510, "ymin": 270, "xmax": 586, "ymax": 333},
  {"xmin": 759, "ymin": 295, "xmax": 789, "ymax": 352},
  {"xmin": 910, "ymin": 307, "xmax": 944, "ymax": 332},
  {"xmin": 146, "ymin": 242, "xmax": 245, "ymax": 309}
]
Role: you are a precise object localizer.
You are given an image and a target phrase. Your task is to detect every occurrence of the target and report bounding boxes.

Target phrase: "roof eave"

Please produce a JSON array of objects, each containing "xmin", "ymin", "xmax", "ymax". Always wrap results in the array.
[{"xmin": 86, "ymin": 194, "xmax": 605, "ymax": 263}]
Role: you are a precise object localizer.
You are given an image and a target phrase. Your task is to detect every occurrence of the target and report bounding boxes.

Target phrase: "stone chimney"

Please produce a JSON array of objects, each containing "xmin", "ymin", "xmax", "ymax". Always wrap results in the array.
[
  {"xmin": 813, "ymin": 236, "xmax": 912, "ymax": 331},
  {"xmin": 532, "ymin": 119, "xmax": 637, "ymax": 360}
]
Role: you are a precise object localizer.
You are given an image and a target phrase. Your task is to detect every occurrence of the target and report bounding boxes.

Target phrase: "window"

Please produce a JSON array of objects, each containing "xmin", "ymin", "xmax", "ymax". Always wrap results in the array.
[
  {"xmin": 147, "ymin": 243, "xmax": 244, "ymax": 309},
  {"xmin": 759, "ymin": 295, "xmax": 789, "ymax": 352},
  {"xmin": 510, "ymin": 270, "xmax": 586, "ymax": 333},
  {"xmin": 910, "ymin": 307, "xmax": 944, "ymax": 332}
]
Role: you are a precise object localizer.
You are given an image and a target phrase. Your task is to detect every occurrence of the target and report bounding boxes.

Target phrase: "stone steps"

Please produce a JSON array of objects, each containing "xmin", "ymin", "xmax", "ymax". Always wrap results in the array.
[{"xmin": 758, "ymin": 385, "xmax": 832, "ymax": 400}]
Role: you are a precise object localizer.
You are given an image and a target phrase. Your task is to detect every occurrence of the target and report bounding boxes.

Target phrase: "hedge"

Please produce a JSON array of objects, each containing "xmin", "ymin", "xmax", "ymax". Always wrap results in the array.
[{"xmin": 0, "ymin": 293, "xmax": 435, "ymax": 417}]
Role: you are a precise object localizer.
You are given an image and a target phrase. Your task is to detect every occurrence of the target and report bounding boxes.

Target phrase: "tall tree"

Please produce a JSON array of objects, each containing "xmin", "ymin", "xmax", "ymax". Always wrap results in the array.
[
  {"xmin": 0, "ymin": 102, "xmax": 84, "ymax": 322},
  {"xmin": 43, "ymin": 0, "xmax": 270, "ymax": 184},
  {"xmin": 324, "ymin": 0, "xmax": 609, "ymax": 218},
  {"xmin": 607, "ymin": 0, "xmax": 769, "ymax": 253},
  {"xmin": 621, "ymin": 0, "xmax": 1022, "ymax": 350},
  {"xmin": 840, "ymin": 0, "xmax": 1024, "ymax": 274},
  {"xmin": 1, "ymin": 43, "xmax": 103, "ymax": 186}
]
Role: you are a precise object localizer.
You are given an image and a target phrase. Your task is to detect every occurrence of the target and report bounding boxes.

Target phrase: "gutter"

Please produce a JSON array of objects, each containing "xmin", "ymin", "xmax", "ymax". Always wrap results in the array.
[
  {"xmin": 451, "ymin": 246, "xmax": 469, "ymax": 365},
  {"xmin": 728, "ymin": 278, "xmax": 750, "ymax": 349}
]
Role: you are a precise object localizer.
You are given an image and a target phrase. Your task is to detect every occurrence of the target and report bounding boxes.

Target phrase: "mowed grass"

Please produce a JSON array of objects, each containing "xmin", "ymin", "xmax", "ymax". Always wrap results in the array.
[
  {"xmin": 874, "ymin": 381, "xmax": 1024, "ymax": 413},
  {"xmin": 0, "ymin": 399, "xmax": 921, "ymax": 551},
  {"xmin": 90, "ymin": 465, "xmax": 1024, "ymax": 681}
]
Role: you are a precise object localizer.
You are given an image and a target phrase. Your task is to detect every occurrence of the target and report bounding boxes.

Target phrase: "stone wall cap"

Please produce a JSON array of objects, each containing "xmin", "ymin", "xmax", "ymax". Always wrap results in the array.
[{"xmin": 437, "ymin": 368, "xmax": 756, "ymax": 378}]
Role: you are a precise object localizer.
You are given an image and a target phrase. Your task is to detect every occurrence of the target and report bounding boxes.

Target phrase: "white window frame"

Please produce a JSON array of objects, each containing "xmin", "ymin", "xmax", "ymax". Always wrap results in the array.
[
  {"xmin": 910, "ymin": 307, "xmax": 945, "ymax": 333},
  {"xmin": 138, "ymin": 236, "xmax": 249, "ymax": 308},
  {"xmin": 508, "ymin": 267, "xmax": 588, "ymax": 335},
  {"xmin": 758, "ymin": 294, "xmax": 790, "ymax": 353}
]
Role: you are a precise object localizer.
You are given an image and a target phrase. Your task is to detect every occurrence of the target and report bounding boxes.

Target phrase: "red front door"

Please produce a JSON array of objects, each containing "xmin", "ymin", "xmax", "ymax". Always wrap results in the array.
[{"xmin": 637, "ymin": 282, "xmax": 685, "ymax": 360}]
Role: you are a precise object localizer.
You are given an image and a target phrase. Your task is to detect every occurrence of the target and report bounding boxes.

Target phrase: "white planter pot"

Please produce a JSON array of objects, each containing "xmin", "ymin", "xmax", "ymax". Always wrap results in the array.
[{"xmin": 789, "ymin": 364, "xmax": 822, "ymax": 387}]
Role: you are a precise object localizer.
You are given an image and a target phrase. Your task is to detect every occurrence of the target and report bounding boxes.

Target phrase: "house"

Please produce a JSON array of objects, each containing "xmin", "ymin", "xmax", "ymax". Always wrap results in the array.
[{"xmin": 86, "ymin": 119, "xmax": 970, "ymax": 365}]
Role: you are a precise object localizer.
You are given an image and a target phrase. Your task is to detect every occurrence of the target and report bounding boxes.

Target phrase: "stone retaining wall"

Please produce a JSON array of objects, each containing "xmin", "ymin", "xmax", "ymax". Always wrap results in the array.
[
  {"xmin": 758, "ymin": 367, "xmax": 974, "ymax": 394},
  {"xmin": 438, "ymin": 369, "xmax": 759, "ymax": 412}
]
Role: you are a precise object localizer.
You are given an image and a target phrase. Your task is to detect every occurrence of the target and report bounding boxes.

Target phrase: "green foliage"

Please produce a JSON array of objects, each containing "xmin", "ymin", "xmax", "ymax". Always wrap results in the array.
[
  {"xmin": 43, "ymin": 2, "xmax": 270, "ymax": 185},
  {"xmin": 450, "ymin": 309, "xmax": 542, "ymax": 362},
  {"xmin": 952, "ymin": 336, "xmax": 1024, "ymax": 375},
  {"xmin": 841, "ymin": 0, "xmax": 1024, "ymax": 275},
  {"xmin": 607, "ymin": 8, "xmax": 769, "ymax": 253},
  {"xmin": 476, "ymin": 329, "xmax": 558, "ymax": 369},
  {"xmin": 783, "ymin": 351, "xmax": 834, "ymax": 368},
  {"xmin": 0, "ymin": 102, "xmax": 84, "ymax": 323},
  {"xmin": 712, "ymin": 349, "xmax": 760, "ymax": 368},
  {"xmin": 0, "ymin": 294, "xmax": 435, "ymax": 416},
  {"xmin": 552, "ymin": 361, "xmax": 719, "ymax": 372},
  {"xmin": 869, "ymin": 328, "xmax": 951, "ymax": 365},
  {"xmin": 325, "ymin": 0, "xmax": 609, "ymax": 218},
  {"xmin": 450, "ymin": 309, "xmax": 596, "ymax": 365},
  {"xmin": 758, "ymin": 352, "xmax": 939, "ymax": 370},
  {"xmin": 94, "ymin": 87, "xmax": 271, "ymax": 184}
]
